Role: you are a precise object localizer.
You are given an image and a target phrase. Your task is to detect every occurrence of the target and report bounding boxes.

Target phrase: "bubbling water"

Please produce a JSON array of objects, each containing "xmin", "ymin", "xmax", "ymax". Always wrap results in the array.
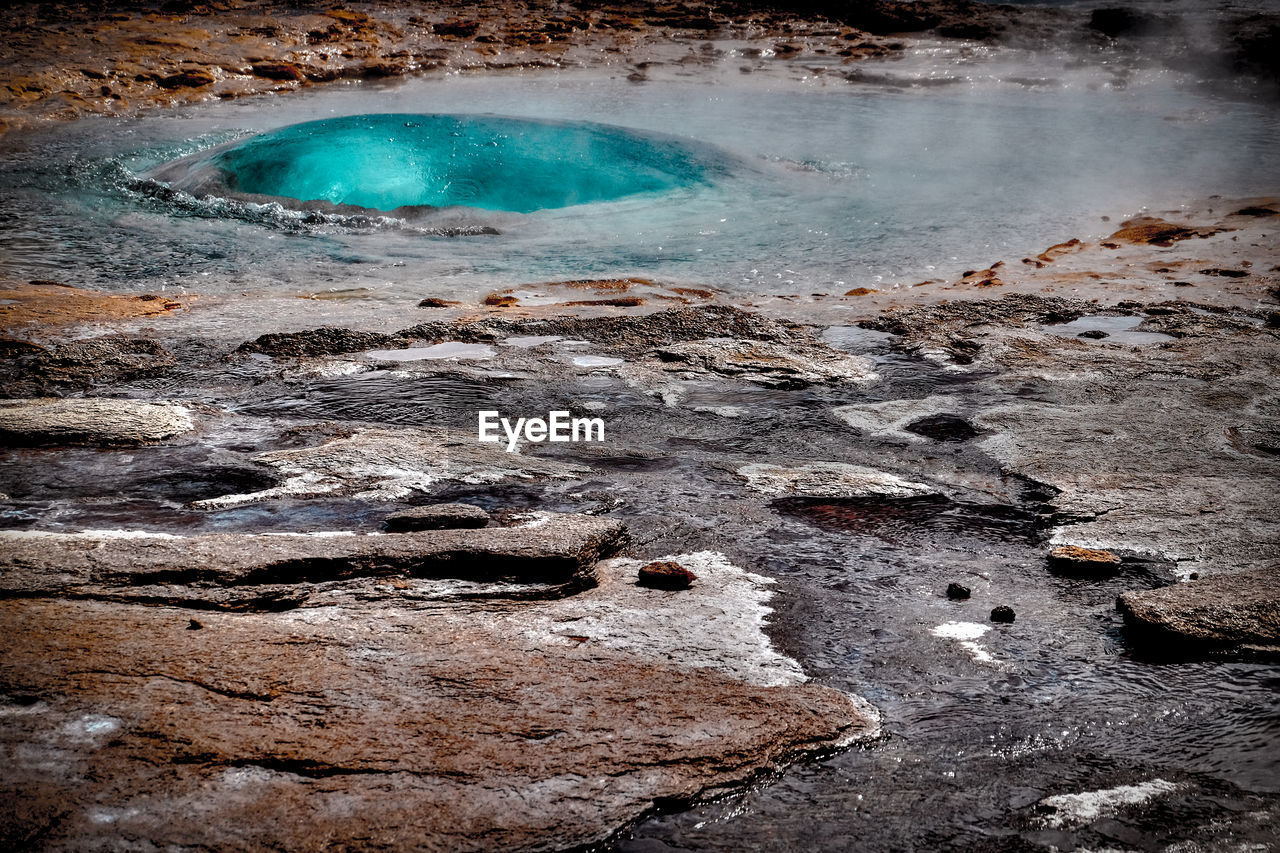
[{"xmin": 150, "ymin": 114, "xmax": 721, "ymax": 214}]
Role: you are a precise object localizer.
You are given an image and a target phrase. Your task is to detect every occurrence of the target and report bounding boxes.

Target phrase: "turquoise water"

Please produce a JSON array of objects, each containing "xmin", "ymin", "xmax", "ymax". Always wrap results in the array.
[{"xmin": 194, "ymin": 114, "xmax": 717, "ymax": 213}]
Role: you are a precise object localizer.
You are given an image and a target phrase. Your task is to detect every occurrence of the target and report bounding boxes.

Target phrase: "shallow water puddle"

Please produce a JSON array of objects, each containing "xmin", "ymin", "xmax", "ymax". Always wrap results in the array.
[
  {"xmin": 1044, "ymin": 315, "xmax": 1175, "ymax": 346},
  {"xmin": 365, "ymin": 343, "xmax": 496, "ymax": 361},
  {"xmin": 502, "ymin": 335, "xmax": 563, "ymax": 348},
  {"xmin": 570, "ymin": 355, "xmax": 625, "ymax": 368}
]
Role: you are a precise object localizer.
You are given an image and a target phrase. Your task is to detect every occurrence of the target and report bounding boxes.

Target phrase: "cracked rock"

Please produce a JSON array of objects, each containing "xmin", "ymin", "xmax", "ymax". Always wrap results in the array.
[{"xmin": 0, "ymin": 551, "xmax": 877, "ymax": 850}]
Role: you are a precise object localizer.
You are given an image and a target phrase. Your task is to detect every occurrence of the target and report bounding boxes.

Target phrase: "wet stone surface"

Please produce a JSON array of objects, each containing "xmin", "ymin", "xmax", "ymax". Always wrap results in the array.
[
  {"xmin": 0, "ymin": 56, "xmax": 1277, "ymax": 844},
  {"xmin": 3, "ymin": 282, "xmax": 1278, "ymax": 849}
]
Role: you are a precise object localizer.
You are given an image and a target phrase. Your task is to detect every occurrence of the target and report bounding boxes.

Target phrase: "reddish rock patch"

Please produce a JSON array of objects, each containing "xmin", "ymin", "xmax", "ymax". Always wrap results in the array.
[{"xmin": 639, "ymin": 560, "xmax": 699, "ymax": 590}]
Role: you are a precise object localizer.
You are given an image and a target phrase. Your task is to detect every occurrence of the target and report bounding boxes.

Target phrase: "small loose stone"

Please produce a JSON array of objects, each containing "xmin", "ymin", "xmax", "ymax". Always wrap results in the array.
[
  {"xmin": 990, "ymin": 605, "xmax": 1016, "ymax": 624},
  {"xmin": 946, "ymin": 582, "xmax": 971, "ymax": 600},
  {"xmin": 638, "ymin": 561, "xmax": 697, "ymax": 591},
  {"xmin": 1048, "ymin": 545, "xmax": 1121, "ymax": 574}
]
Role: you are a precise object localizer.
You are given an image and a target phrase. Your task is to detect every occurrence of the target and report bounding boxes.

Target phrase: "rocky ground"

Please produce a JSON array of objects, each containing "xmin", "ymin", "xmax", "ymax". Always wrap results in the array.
[
  {"xmin": 2, "ymin": 194, "xmax": 1277, "ymax": 848},
  {"xmin": 3, "ymin": 0, "xmax": 1276, "ymax": 135},
  {"xmin": 2, "ymin": 1, "xmax": 1279, "ymax": 847}
]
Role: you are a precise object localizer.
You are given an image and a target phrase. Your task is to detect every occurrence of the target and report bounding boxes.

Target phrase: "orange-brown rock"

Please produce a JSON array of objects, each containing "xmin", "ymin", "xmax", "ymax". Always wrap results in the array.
[
  {"xmin": 638, "ymin": 559, "xmax": 698, "ymax": 589},
  {"xmin": 0, "ymin": 2, "xmax": 918, "ymax": 134},
  {"xmin": 0, "ymin": 541, "xmax": 877, "ymax": 850},
  {"xmin": 1048, "ymin": 545, "xmax": 1122, "ymax": 574},
  {"xmin": 0, "ymin": 280, "xmax": 188, "ymax": 331},
  {"xmin": 1107, "ymin": 217, "xmax": 1218, "ymax": 247}
]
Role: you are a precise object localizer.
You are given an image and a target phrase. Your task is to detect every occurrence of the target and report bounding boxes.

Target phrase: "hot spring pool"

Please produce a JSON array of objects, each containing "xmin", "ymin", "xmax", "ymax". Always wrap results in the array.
[
  {"xmin": 1, "ymin": 60, "xmax": 1278, "ymax": 303},
  {"xmin": 150, "ymin": 113, "xmax": 724, "ymax": 214}
]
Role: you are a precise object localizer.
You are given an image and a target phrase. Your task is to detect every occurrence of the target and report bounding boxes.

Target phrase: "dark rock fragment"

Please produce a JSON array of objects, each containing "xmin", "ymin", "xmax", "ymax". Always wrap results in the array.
[
  {"xmin": 1088, "ymin": 8, "xmax": 1150, "ymax": 38},
  {"xmin": 946, "ymin": 582, "xmax": 971, "ymax": 600},
  {"xmin": 235, "ymin": 327, "xmax": 394, "ymax": 358},
  {"xmin": 433, "ymin": 20, "xmax": 480, "ymax": 38},
  {"xmin": 1078, "ymin": 329, "xmax": 1110, "ymax": 339},
  {"xmin": 0, "ymin": 338, "xmax": 44, "ymax": 358},
  {"xmin": 638, "ymin": 561, "xmax": 697, "ymax": 590},
  {"xmin": 157, "ymin": 69, "xmax": 216, "ymax": 89},
  {"xmin": 250, "ymin": 62, "xmax": 307, "ymax": 81},
  {"xmin": 1107, "ymin": 218, "xmax": 1208, "ymax": 247},
  {"xmin": 1230, "ymin": 13, "xmax": 1280, "ymax": 81},
  {"xmin": 990, "ymin": 605, "xmax": 1016, "ymax": 623}
]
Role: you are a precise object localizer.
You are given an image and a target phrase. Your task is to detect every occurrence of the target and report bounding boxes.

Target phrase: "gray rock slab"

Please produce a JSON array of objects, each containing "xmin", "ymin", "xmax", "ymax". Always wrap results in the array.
[
  {"xmin": 384, "ymin": 503, "xmax": 490, "ymax": 531},
  {"xmin": 0, "ymin": 398, "xmax": 194, "ymax": 445},
  {"xmin": 0, "ymin": 514, "xmax": 627, "ymax": 609},
  {"xmin": 737, "ymin": 461, "xmax": 937, "ymax": 499},
  {"xmin": 1117, "ymin": 566, "xmax": 1280, "ymax": 651}
]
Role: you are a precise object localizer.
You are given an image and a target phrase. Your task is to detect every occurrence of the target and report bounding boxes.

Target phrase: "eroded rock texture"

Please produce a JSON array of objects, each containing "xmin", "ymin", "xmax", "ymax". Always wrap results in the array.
[
  {"xmin": 0, "ymin": 398, "xmax": 194, "ymax": 445},
  {"xmin": 0, "ymin": 526, "xmax": 877, "ymax": 850},
  {"xmin": 1117, "ymin": 566, "xmax": 1280, "ymax": 653}
]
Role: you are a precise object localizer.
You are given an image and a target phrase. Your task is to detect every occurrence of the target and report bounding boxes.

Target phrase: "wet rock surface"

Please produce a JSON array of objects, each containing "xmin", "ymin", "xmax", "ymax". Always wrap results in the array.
[
  {"xmin": 191, "ymin": 426, "xmax": 590, "ymax": 509},
  {"xmin": 239, "ymin": 306, "xmax": 804, "ymax": 359},
  {"xmin": 1117, "ymin": 566, "xmax": 1280, "ymax": 652},
  {"xmin": 1, "ymin": 334, "xmax": 176, "ymax": 395},
  {"xmin": 1, "ymin": 185, "xmax": 1278, "ymax": 851},
  {"xmin": 0, "ymin": 559, "xmax": 876, "ymax": 851},
  {"xmin": 0, "ymin": 398, "xmax": 194, "ymax": 445},
  {"xmin": 384, "ymin": 502, "xmax": 491, "ymax": 531},
  {"xmin": 0, "ymin": 513, "xmax": 628, "ymax": 608}
]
